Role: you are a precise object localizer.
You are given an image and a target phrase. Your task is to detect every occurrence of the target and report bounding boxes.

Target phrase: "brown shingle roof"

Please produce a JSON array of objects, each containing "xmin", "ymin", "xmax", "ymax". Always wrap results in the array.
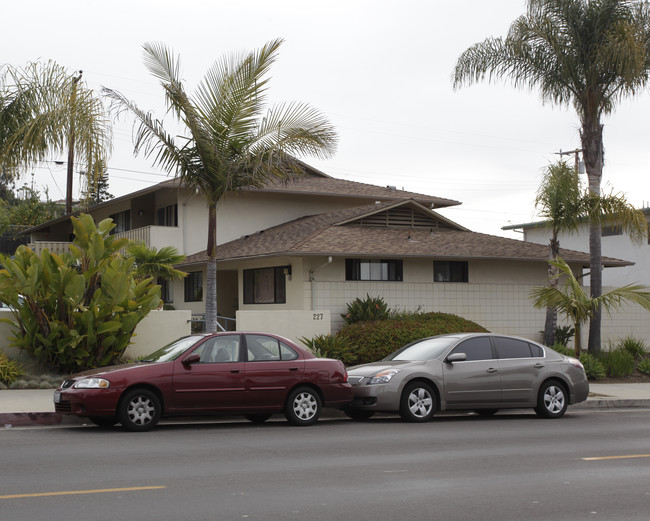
[{"xmin": 180, "ymin": 200, "xmax": 631, "ymax": 268}]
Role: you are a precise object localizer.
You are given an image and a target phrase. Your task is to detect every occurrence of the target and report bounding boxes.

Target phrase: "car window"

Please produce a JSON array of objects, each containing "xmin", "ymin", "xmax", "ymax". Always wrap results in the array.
[
  {"xmin": 194, "ymin": 335, "xmax": 241, "ymax": 363},
  {"xmin": 387, "ymin": 337, "xmax": 459, "ymax": 361},
  {"xmin": 494, "ymin": 337, "xmax": 534, "ymax": 359},
  {"xmin": 529, "ymin": 343, "xmax": 544, "ymax": 357},
  {"xmin": 450, "ymin": 337, "xmax": 494, "ymax": 361},
  {"xmin": 246, "ymin": 335, "xmax": 299, "ymax": 361},
  {"xmin": 142, "ymin": 335, "xmax": 205, "ymax": 362}
]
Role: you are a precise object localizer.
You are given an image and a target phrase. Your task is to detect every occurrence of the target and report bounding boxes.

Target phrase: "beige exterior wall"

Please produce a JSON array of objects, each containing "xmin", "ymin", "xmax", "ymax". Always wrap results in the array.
[{"xmin": 236, "ymin": 310, "xmax": 331, "ymax": 347}]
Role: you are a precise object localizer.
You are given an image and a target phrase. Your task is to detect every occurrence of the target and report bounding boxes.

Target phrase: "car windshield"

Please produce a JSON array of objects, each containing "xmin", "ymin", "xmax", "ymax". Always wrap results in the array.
[
  {"xmin": 385, "ymin": 336, "xmax": 459, "ymax": 361},
  {"xmin": 141, "ymin": 336, "xmax": 204, "ymax": 362}
]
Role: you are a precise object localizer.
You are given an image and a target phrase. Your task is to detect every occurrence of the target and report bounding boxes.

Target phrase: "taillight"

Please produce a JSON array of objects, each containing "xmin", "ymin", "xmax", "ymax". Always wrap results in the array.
[{"xmin": 567, "ymin": 356, "xmax": 584, "ymax": 372}]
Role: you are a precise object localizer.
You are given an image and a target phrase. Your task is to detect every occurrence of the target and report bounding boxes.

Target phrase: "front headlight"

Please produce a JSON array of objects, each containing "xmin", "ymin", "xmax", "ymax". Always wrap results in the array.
[
  {"xmin": 74, "ymin": 378, "xmax": 110, "ymax": 389},
  {"xmin": 367, "ymin": 369, "xmax": 400, "ymax": 385}
]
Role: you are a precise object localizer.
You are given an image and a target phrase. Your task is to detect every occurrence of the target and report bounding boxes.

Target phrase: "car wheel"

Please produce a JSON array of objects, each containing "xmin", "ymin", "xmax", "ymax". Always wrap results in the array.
[
  {"xmin": 118, "ymin": 389, "xmax": 162, "ymax": 432},
  {"xmin": 534, "ymin": 380, "xmax": 568, "ymax": 419},
  {"xmin": 88, "ymin": 416, "xmax": 118, "ymax": 428},
  {"xmin": 344, "ymin": 409, "xmax": 375, "ymax": 421},
  {"xmin": 474, "ymin": 409, "xmax": 499, "ymax": 417},
  {"xmin": 245, "ymin": 413, "xmax": 272, "ymax": 424},
  {"xmin": 284, "ymin": 387, "xmax": 322, "ymax": 426},
  {"xmin": 399, "ymin": 381, "xmax": 436, "ymax": 422}
]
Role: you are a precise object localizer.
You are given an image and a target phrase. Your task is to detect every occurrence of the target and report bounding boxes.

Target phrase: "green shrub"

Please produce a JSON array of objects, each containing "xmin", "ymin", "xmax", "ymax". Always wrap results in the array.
[
  {"xmin": 339, "ymin": 312, "xmax": 488, "ymax": 365},
  {"xmin": 638, "ymin": 358, "xmax": 650, "ymax": 376},
  {"xmin": 616, "ymin": 336, "xmax": 647, "ymax": 360},
  {"xmin": 554, "ymin": 325, "xmax": 575, "ymax": 347},
  {"xmin": 300, "ymin": 334, "xmax": 356, "ymax": 365},
  {"xmin": 550, "ymin": 343, "xmax": 573, "ymax": 356},
  {"xmin": 600, "ymin": 349, "xmax": 636, "ymax": 378},
  {"xmin": 0, "ymin": 353, "xmax": 24, "ymax": 386},
  {"xmin": 341, "ymin": 294, "xmax": 390, "ymax": 325},
  {"xmin": 579, "ymin": 353, "xmax": 606, "ymax": 380}
]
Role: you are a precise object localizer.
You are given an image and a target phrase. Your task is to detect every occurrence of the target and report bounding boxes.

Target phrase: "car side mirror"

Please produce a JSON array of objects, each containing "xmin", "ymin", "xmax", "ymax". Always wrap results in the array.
[
  {"xmin": 446, "ymin": 353, "xmax": 467, "ymax": 364},
  {"xmin": 182, "ymin": 354, "xmax": 201, "ymax": 366}
]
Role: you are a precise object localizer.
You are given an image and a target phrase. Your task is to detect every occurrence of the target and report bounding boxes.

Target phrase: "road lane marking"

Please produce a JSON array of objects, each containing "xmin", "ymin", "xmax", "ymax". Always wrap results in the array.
[
  {"xmin": 0, "ymin": 486, "xmax": 166, "ymax": 499},
  {"xmin": 582, "ymin": 454, "xmax": 650, "ymax": 461}
]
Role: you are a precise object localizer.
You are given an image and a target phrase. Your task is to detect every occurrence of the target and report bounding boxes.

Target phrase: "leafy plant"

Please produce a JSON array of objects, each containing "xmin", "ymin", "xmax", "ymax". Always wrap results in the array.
[
  {"xmin": 0, "ymin": 352, "xmax": 23, "ymax": 386},
  {"xmin": 300, "ymin": 334, "xmax": 356, "ymax": 365},
  {"xmin": 637, "ymin": 358, "xmax": 650, "ymax": 376},
  {"xmin": 553, "ymin": 325, "xmax": 575, "ymax": 348},
  {"xmin": 0, "ymin": 214, "xmax": 161, "ymax": 373},
  {"xmin": 339, "ymin": 312, "xmax": 488, "ymax": 365},
  {"xmin": 550, "ymin": 343, "xmax": 573, "ymax": 357},
  {"xmin": 341, "ymin": 294, "xmax": 391, "ymax": 325},
  {"xmin": 579, "ymin": 353, "xmax": 606, "ymax": 381},
  {"xmin": 600, "ymin": 349, "xmax": 636, "ymax": 378},
  {"xmin": 616, "ymin": 336, "xmax": 647, "ymax": 360}
]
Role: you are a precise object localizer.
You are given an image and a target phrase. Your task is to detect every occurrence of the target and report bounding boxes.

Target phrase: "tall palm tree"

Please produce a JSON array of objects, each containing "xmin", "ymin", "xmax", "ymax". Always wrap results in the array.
[
  {"xmin": 531, "ymin": 258, "xmax": 650, "ymax": 354},
  {"xmin": 535, "ymin": 160, "xmax": 647, "ymax": 345},
  {"xmin": 104, "ymin": 39, "xmax": 337, "ymax": 332},
  {"xmin": 0, "ymin": 61, "xmax": 112, "ymax": 214},
  {"xmin": 454, "ymin": 0, "xmax": 650, "ymax": 353}
]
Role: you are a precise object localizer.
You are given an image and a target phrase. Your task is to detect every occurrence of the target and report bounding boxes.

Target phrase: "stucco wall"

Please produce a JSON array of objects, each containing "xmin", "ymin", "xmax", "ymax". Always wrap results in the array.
[{"xmin": 236, "ymin": 310, "xmax": 331, "ymax": 347}]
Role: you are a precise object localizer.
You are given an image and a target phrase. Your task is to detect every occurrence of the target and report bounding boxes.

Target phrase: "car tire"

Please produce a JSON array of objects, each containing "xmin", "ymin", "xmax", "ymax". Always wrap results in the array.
[
  {"xmin": 245, "ymin": 413, "xmax": 272, "ymax": 424},
  {"xmin": 534, "ymin": 380, "xmax": 568, "ymax": 419},
  {"xmin": 88, "ymin": 416, "xmax": 118, "ymax": 428},
  {"xmin": 344, "ymin": 409, "xmax": 375, "ymax": 421},
  {"xmin": 118, "ymin": 388, "xmax": 162, "ymax": 432},
  {"xmin": 399, "ymin": 381, "xmax": 436, "ymax": 422},
  {"xmin": 284, "ymin": 387, "xmax": 322, "ymax": 426}
]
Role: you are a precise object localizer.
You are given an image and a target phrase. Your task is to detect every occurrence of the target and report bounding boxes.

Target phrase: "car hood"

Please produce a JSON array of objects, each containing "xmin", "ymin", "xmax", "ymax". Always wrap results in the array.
[
  {"xmin": 67, "ymin": 362, "xmax": 160, "ymax": 379},
  {"xmin": 347, "ymin": 360, "xmax": 426, "ymax": 377}
]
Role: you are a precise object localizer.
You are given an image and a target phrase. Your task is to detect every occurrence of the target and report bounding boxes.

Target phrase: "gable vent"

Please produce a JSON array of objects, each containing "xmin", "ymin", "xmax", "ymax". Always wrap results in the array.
[{"xmin": 347, "ymin": 207, "xmax": 448, "ymax": 229}]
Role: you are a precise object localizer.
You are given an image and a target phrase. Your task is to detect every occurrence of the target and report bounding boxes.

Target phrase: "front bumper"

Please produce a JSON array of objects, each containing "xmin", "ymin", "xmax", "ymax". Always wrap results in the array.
[{"xmin": 54, "ymin": 388, "xmax": 122, "ymax": 417}]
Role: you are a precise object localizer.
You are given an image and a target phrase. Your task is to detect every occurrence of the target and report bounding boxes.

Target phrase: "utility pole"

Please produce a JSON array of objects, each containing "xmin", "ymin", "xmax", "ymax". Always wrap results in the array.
[
  {"xmin": 65, "ymin": 71, "xmax": 83, "ymax": 215},
  {"xmin": 555, "ymin": 148, "xmax": 584, "ymax": 175}
]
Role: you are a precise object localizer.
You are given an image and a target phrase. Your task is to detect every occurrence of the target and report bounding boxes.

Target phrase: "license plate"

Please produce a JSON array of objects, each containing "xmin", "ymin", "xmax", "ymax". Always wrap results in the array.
[{"xmin": 53, "ymin": 390, "xmax": 61, "ymax": 404}]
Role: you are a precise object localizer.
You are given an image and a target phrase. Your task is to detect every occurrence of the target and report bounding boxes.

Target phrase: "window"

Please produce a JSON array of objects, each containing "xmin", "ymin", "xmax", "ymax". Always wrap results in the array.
[
  {"xmin": 243, "ymin": 266, "xmax": 288, "ymax": 304},
  {"xmin": 494, "ymin": 337, "xmax": 535, "ymax": 359},
  {"xmin": 109, "ymin": 210, "xmax": 131, "ymax": 234},
  {"xmin": 245, "ymin": 334, "xmax": 298, "ymax": 361},
  {"xmin": 195, "ymin": 335, "xmax": 240, "ymax": 363},
  {"xmin": 450, "ymin": 337, "xmax": 494, "ymax": 361},
  {"xmin": 434, "ymin": 261, "xmax": 468, "ymax": 282},
  {"xmin": 157, "ymin": 204, "xmax": 178, "ymax": 227},
  {"xmin": 184, "ymin": 271, "xmax": 203, "ymax": 302},
  {"xmin": 602, "ymin": 224, "xmax": 623, "ymax": 237},
  {"xmin": 345, "ymin": 259, "xmax": 403, "ymax": 281}
]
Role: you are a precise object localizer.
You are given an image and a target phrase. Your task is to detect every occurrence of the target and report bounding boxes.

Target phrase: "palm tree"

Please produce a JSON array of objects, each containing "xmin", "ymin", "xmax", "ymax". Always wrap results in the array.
[
  {"xmin": 531, "ymin": 258, "xmax": 650, "ymax": 354},
  {"xmin": 0, "ymin": 61, "xmax": 112, "ymax": 214},
  {"xmin": 104, "ymin": 39, "xmax": 337, "ymax": 332},
  {"xmin": 453, "ymin": 0, "xmax": 650, "ymax": 353},
  {"xmin": 535, "ymin": 161, "xmax": 647, "ymax": 345},
  {"xmin": 125, "ymin": 242, "xmax": 187, "ymax": 282}
]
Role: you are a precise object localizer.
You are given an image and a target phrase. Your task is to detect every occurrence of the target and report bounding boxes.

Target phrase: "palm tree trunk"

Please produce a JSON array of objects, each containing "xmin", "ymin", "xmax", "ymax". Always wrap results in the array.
[
  {"xmin": 204, "ymin": 202, "xmax": 218, "ymax": 333},
  {"xmin": 543, "ymin": 235, "xmax": 560, "ymax": 346},
  {"xmin": 581, "ymin": 115, "xmax": 604, "ymax": 354}
]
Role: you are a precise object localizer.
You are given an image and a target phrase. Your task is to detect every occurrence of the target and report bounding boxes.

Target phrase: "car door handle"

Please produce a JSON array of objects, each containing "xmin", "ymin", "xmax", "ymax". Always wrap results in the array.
[
  {"xmin": 534, "ymin": 363, "xmax": 545, "ymax": 369},
  {"xmin": 486, "ymin": 368, "xmax": 498, "ymax": 374},
  {"xmin": 289, "ymin": 368, "xmax": 299, "ymax": 372},
  {"xmin": 230, "ymin": 370, "xmax": 241, "ymax": 374}
]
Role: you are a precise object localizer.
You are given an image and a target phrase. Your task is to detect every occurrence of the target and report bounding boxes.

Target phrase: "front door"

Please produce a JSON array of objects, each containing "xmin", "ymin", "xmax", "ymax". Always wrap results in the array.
[
  {"xmin": 443, "ymin": 336, "xmax": 502, "ymax": 408},
  {"xmin": 172, "ymin": 334, "xmax": 246, "ymax": 411}
]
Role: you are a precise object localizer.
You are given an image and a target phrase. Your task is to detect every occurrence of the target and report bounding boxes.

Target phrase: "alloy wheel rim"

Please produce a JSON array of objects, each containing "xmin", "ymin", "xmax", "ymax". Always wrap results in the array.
[
  {"xmin": 127, "ymin": 396, "xmax": 155, "ymax": 425},
  {"xmin": 408, "ymin": 388, "xmax": 433, "ymax": 418},
  {"xmin": 543, "ymin": 386, "xmax": 565, "ymax": 413},
  {"xmin": 293, "ymin": 392, "xmax": 317, "ymax": 420}
]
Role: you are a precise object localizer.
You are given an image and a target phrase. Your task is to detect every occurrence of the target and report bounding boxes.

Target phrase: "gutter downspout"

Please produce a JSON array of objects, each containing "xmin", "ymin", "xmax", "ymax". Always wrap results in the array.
[{"xmin": 309, "ymin": 256, "xmax": 332, "ymax": 310}]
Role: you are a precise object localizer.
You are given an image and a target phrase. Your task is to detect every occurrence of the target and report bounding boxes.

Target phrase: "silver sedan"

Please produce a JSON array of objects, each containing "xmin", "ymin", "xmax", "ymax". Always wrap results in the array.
[{"xmin": 345, "ymin": 333, "xmax": 589, "ymax": 422}]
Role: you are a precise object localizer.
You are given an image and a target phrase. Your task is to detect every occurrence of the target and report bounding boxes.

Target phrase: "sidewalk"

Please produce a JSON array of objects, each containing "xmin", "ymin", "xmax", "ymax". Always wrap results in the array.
[{"xmin": 2, "ymin": 383, "xmax": 650, "ymax": 428}]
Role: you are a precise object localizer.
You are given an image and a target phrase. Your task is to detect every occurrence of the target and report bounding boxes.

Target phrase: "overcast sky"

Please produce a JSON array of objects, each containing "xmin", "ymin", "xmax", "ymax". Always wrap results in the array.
[{"xmin": 4, "ymin": 0, "xmax": 650, "ymax": 238}]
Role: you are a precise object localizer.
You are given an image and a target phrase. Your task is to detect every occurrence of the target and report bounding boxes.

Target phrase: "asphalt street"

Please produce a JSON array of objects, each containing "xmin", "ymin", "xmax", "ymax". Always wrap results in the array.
[{"xmin": 2, "ymin": 409, "xmax": 650, "ymax": 521}]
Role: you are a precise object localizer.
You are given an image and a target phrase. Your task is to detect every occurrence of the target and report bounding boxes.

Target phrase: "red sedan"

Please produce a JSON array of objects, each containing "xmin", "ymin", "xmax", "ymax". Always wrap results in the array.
[{"xmin": 54, "ymin": 332, "xmax": 353, "ymax": 431}]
